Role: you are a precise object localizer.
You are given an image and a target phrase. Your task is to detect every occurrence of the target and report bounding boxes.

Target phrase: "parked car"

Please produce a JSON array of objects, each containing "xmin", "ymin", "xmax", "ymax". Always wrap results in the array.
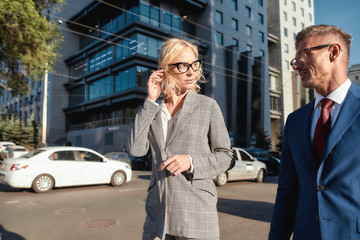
[
  {"xmin": 0, "ymin": 146, "xmax": 132, "ymax": 193},
  {"xmin": 11, "ymin": 145, "xmax": 29, "ymax": 158},
  {"xmin": 244, "ymin": 148, "xmax": 280, "ymax": 175},
  {"xmin": 104, "ymin": 152, "xmax": 133, "ymax": 166},
  {"xmin": 0, "ymin": 142, "xmax": 16, "ymax": 161},
  {"xmin": 214, "ymin": 147, "xmax": 267, "ymax": 186}
]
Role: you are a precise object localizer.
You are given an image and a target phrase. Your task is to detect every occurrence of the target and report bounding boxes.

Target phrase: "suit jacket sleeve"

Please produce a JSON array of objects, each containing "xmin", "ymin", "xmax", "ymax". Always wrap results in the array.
[
  {"xmin": 268, "ymin": 119, "xmax": 299, "ymax": 240},
  {"xmin": 190, "ymin": 100, "xmax": 233, "ymax": 180},
  {"xmin": 127, "ymin": 99, "xmax": 161, "ymax": 157}
]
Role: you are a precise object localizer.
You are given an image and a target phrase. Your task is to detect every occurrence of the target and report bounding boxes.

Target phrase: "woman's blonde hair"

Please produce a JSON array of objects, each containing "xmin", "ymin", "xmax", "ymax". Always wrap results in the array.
[{"xmin": 158, "ymin": 38, "xmax": 206, "ymax": 99}]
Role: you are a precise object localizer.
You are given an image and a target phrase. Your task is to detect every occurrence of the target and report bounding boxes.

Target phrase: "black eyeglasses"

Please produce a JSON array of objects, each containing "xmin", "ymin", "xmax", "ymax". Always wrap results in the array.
[
  {"xmin": 290, "ymin": 44, "xmax": 333, "ymax": 67},
  {"xmin": 168, "ymin": 60, "xmax": 202, "ymax": 73}
]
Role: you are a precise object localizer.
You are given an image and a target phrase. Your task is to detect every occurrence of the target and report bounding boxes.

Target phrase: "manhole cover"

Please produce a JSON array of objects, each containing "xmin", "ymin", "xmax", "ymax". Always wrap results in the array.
[
  {"xmin": 82, "ymin": 219, "xmax": 117, "ymax": 229},
  {"xmin": 55, "ymin": 208, "xmax": 86, "ymax": 215}
]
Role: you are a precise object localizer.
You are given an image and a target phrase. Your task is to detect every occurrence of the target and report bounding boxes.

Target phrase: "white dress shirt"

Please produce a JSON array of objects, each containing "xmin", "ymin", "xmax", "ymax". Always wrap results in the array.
[
  {"xmin": 151, "ymin": 101, "xmax": 194, "ymax": 172},
  {"xmin": 310, "ymin": 79, "xmax": 351, "ymax": 143}
]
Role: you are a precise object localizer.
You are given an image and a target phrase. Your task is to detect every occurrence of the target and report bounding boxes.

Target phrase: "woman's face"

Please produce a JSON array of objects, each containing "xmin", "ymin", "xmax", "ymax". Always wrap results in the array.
[{"xmin": 167, "ymin": 46, "xmax": 199, "ymax": 92}]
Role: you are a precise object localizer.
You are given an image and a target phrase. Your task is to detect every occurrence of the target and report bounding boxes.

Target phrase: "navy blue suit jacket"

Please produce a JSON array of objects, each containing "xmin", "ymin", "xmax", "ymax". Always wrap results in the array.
[{"xmin": 269, "ymin": 82, "xmax": 360, "ymax": 239}]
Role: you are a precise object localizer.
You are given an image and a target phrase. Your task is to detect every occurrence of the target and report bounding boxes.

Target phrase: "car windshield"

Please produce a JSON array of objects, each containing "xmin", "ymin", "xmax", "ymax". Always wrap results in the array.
[
  {"xmin": 21, "ymin": 149, "xmax": 46, "ymax": 159},
  {"xmin": 246, "ymin": 149, "xmax": 271, "ymax": 158}
]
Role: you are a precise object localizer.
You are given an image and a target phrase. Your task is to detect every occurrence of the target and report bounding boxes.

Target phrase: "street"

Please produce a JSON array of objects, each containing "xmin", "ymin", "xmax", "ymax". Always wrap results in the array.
[{"xmin": 0, "ymin": 171, "xmax": 278, "ymax": 240}]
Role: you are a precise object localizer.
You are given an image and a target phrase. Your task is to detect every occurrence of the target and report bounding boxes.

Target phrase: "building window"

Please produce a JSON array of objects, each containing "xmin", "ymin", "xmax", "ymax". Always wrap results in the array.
[
  {"xmin": 292, "ymin": 2, "xmax": 296, "ymax": 11},
  {"xmin": 292, "ymin": 17, "xmax": 297, "ymax": 26},
  {"xmin": 308, "ymin": 0, "xmax": 311, "ymax": 7},
  {"xmin": 355, "ymin": 76, "xmax": 359, "ymax": 80},
  {"xmin": 284, "ymin": 43, "xmax": 289, "ymax": 53},
  {"xmin": 258, "ymin": 13, "xmax": 264, "ymax": 24},
  {"xmin": 246, "ymin": 25, "xmax": 252, "ymax": 36},
  {"xmin": 259, "ymin": 31, "xmax": 264, "ymax": 42},
  {"xmin": 301, "ymin": 8, "xmax": 304, "ymax": 17},
  {"xmin": 270, "ymin": 96, "xmax": 281, "ymax": 112},
  {"xmin": 284, "ymin": 27, "xmax": 288, "ymax": 37},
  {"xmin": 232, "ymin": 0, "xmax": 238, "ymax": 11},
  {"xmin": 283, "ymin": 0, "xmax": 287, "ymax": 5},
  {"xmin": 232, "ymin": 38, "xmax": 239, "ymax": 50},
  {"xmin": 301, "ymin": 22, "xmax": 305, "ymax": 29},
  {"xmin": 232, "ymin": 18, "xmax": 238, "ymax": 31},
  {"xmin": 293, "ymin": 32, "xmax": 297, "ymax": 40},
  {"xmin": 260, "ymin": 49, "xmax": 265, "ymax": 57},
  {"xmin": 216, "ymin": 11, "xmax": 223, "ymax": 24},
  {"xmin": 258, "ymin": 0, "xmax": 263, "ymax": 7},
  {"xmin": 246, "ymin": 6, "xmax": 251, "ymax": 18},
  {"xmin": 283, "ymin": 11, "xmax": 287, "ymax": 21},
  {"xmin": 246, "ymin": 44, "xmax": 252, "ymax": 52},
  {"xmin": 285, "ymin": 60, "xmax": 290, "ymax": 70},
  {"xmin": 309, "ymin": 13, "xmax": 312, "ymax": 21},
  {"xmin": 216, "ymin": 32, "xmax": 223, "ymax": 45}
]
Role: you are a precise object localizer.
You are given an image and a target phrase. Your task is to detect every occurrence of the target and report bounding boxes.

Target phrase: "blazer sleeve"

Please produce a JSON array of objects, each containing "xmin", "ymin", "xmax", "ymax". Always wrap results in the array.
[
  {"xmin": 190, "ymin": 100, "xmax": 233, "ymax": 180},
  {"xmin": 127, "ymin": 99, "xmax": 161, "ymax": 157},
  {"xmin": 268, "ymin": 120, "xmax": 299, "ymax": 240}
]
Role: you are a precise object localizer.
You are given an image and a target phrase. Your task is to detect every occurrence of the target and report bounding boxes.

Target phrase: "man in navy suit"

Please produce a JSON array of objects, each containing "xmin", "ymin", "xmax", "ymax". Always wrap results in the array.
[{"xmin": 269, "ymin": 25, "xmax": 360, "ymax": 239}]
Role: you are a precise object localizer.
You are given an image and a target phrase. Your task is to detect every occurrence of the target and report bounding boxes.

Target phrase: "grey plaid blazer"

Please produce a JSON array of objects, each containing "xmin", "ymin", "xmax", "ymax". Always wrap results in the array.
[{"xmin": 127, "ymin": 90, "xmax": 233, "ymax": 239}]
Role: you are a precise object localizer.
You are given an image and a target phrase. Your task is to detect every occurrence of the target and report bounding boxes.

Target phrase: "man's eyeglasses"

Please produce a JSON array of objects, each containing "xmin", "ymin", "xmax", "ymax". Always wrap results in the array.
[
  {"xmin": 168, "ymin": 60, "xmax": 202, "ymax": 73},
  {"xmin": 290, "ymin": 44, "xmax": 333, "ymax": 67}
]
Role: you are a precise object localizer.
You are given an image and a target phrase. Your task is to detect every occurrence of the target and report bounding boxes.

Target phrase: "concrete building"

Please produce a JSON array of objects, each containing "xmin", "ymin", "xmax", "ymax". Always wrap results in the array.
[
  {"xmin": 348, "ymin": 64, "xmax": 360, "ymax": 86},
  {"xmin": 1, "ymin": 0, "xmax": 270, "ymax": 153},
  {"xmin": 267, "ymin": 0, "xmax": 314, "ymax": 150}
]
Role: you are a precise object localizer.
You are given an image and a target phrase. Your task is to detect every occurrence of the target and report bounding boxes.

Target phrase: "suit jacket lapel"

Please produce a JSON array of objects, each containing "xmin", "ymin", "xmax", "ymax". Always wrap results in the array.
[
  {"xmin": 151, "ymin": 101, "xmax": 166, "ymax": 152},
  {"xmin": 166, "ymin": 90, "xmax": 195, "ymax": 147},
  {"xmin": 300, "ymin": 100, "xmax": 318, "ymax": 171},
  {"xmin": 322, "ymin": 83, "xmax": 360, "ymax": 163}
]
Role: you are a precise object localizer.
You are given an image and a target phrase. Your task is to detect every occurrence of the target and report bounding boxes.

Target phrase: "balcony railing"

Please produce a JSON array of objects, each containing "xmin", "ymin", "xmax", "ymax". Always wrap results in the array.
[{"xmin": 69, "ymin": 117, "xmax": 135, "ymax": 131}]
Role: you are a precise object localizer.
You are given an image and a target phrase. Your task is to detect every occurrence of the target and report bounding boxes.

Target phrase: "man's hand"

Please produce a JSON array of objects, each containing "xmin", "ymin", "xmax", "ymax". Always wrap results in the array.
[{"xmin": 158, "ymin": 155, "xmax": 191, "ymax": 176}]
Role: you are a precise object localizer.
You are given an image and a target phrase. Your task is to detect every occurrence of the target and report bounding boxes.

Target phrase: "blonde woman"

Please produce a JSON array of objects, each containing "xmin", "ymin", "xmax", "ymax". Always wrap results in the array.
[{"xmin": 127, "ymin": 38, "xmax": 233, "ymax": 240}]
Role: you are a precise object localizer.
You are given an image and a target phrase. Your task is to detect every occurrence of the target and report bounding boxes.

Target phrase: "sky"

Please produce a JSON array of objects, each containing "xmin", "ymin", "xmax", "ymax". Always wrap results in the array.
[{"xmin": 314, "ymin": 0, "xmax": 360, "ymax": 67}]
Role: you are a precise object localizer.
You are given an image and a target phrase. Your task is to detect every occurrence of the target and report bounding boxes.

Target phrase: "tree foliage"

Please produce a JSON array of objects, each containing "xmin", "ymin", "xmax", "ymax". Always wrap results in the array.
[
  {"xmin": 0, "ymin": 114, "xmax": 40, "ymax": 150},
  {"xmin": 255, "ymin": 128, "xmax": 271, "ymax": 150},
  {"xmin": 0, "ymin": 0, "xmax": 63, "ymax": 96},
  {"xmin": 275, "ymin": 130, "xmax": 283, "ymax": 152}
]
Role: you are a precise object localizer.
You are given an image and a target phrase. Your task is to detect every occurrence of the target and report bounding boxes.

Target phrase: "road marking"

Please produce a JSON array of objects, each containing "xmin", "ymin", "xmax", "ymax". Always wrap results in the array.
[
  {"xmin": 4, "ymin": 200, "xmax": 19, "ymax": 204},
  {"xmin": 118, "ymin": 188, "xmax": 146, "ymax": 192}
]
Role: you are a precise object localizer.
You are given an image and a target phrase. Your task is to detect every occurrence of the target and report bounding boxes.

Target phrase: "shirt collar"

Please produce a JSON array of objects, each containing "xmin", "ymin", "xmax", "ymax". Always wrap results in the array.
[{"xmin": 314, "ymin": 78, "xmax": 351, "ymax": 109}]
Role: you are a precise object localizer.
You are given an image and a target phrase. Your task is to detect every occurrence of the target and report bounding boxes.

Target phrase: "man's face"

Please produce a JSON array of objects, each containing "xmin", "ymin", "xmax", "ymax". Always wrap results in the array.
[{"xmin": 292, "ymin": 35, "xmax": 333, "ymax": 90}]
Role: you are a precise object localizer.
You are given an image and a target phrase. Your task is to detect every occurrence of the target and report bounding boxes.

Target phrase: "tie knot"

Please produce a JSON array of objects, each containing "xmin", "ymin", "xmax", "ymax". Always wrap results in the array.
[{"xmin": 321, "ymin": 98, "xmax": 334, "ymax": 109}]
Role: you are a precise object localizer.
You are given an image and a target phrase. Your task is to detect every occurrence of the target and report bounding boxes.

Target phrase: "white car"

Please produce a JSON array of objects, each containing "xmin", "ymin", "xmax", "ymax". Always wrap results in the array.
[
  {"xmin": 11, "ymin": 145, "xmax": 30, "ymax": 158},
  {"xmin": 214, "ymin": 147, "xmax": 267, "ymax": 186},
  {"xmin": 0, "ymin": 146, "xmax": 132, "ymax": 193}
]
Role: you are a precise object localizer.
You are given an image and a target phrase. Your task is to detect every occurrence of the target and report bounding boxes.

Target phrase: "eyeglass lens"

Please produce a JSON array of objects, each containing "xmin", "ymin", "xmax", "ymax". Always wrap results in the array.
[{"xmin": 177, "ymin": 60, "xmax": 201, "ymax": 73}]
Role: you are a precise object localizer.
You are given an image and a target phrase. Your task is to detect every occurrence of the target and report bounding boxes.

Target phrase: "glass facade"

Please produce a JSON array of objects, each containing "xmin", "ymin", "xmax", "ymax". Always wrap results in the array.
[
  {"xmin": 69, "ymin": 34, "xmax": 163, "ymax": 80},
  {"xmin": 79, "ymin": 1, "xmax": 181, "ymax": 50},
  {"xmin": 69, "ymin": 66, "xmax": 152, "ymax": 106}
]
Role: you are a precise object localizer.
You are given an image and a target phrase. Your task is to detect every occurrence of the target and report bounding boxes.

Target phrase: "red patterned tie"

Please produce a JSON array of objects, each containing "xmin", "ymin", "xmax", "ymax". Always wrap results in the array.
[{"xmin": 313, "ymin": 98, "xmax": 334, "ymax": 167}]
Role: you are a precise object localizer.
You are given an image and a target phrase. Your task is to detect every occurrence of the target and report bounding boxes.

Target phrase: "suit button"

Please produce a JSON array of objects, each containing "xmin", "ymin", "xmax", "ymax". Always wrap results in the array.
[{"xmin": 317, "ymin": 185, "xmax": 325, "ymax": 191}]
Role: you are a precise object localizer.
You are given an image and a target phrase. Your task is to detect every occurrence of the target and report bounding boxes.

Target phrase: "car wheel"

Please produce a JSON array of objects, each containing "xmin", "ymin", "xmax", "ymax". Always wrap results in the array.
[
  {"xmin": 215, "ymin": 172, "xmax": 228, "ymax": 186},
  {"xmin": 111, "ymin": 170, "xmax": 126, "ymax": 187},
  {"xmin": 32, "ymin": 174, "xmax": 54, "ymax": 193},
  {"xmin": 256, "ymin": 169, "xmax": 265, "ymax": 183}
]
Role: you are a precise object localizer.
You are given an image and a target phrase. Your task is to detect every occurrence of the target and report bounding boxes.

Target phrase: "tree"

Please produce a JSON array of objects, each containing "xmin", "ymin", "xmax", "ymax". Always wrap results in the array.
[
  {"xmin": 255, "ymin": 128, "xmax": 271, "ymax": 150},
  {"xmin": 0, "ymin": 0, "xmax": 63, "ymax": 96},
  {"xmin": 1, "ymin": 114, "xmax": 40, "ymax": 149},
  {"xmin": 275, "ymin": 130, "xmax": 283, "ymax": 152}
]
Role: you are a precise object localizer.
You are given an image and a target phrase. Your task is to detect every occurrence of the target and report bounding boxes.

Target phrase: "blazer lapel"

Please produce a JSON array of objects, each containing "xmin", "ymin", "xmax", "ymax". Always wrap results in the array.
[
  {"xmin": 150, "ymin": 101, "xmax": 166, "ymax": 153},
  {"xmin": 322, "ymin": 83, "xmax": 360, "ymax": 164},
  {"xmin": 165, "ymin": 90, "xmax": 195, "ymax": 147},
  {"xmin": 299, "ymin": 100, "xmax": 318, "ymax": 171}
]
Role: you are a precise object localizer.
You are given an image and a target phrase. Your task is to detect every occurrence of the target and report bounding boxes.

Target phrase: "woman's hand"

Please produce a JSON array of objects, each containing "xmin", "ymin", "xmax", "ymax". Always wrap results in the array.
[
  {"xmin": 147, "ymin": 69, "xmax": 164, "ymax": 102},
  {"xmin": 158, "ymin": 155, "xmax": 191, "ymax": 176}
]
